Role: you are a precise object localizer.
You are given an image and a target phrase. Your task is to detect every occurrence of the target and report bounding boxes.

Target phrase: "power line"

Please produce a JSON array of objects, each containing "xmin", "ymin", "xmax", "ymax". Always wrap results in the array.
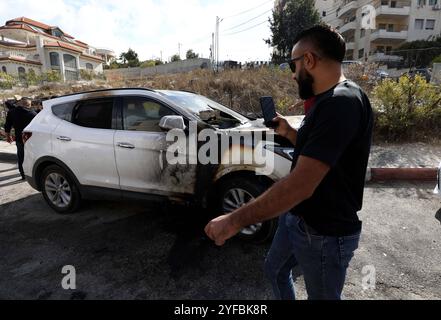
[
  {"xmin": 223, "ymin": 0, "xmax": 273, "ymax": 19},
  {"xmin": 222, "ymin": 9, "xmax": 272, "ymax": 32},
  {"xmin": 223, "ymin": 20, "xmax": 269, "ymax": 36}
]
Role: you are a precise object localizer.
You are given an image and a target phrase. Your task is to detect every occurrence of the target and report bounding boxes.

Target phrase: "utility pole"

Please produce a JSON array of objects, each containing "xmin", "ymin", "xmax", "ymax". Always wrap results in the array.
[
  {"xmin": 160, "ymin": 50, "xmax": 163, "ymax": 62},
  {"xmin": 211, "ymin": 32, "xmax": 215, "ymax": 70},
  {"xmin": 178, "ymin": 43, "xmax": 182, "ymax": 59},
  {"xmin": 215, "ymin": 16, "xmax": 223, "ymax": 72}
]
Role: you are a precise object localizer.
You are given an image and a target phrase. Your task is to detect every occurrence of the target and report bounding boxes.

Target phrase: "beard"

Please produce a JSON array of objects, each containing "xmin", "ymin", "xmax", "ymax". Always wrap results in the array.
[{"xmin": 296, "ymin": 67, "xmax": 315, "ymax": 100}]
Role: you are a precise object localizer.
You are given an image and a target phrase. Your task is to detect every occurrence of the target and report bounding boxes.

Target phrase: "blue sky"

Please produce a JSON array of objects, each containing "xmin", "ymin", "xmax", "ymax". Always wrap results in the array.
[{"xmin": 0, "ymin": 0, "xmax": 275, "ymax": 62}]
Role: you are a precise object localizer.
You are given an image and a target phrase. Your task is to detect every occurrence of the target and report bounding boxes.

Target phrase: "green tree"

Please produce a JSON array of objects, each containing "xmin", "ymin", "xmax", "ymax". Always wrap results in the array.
[
  {"xmin": 395, "ymin": 36, "xmax": 441, "ymax": 68},
  {"xmin": 186, "ymin": 49, "xmax": 199, "ymax": 59},
  {"xmin": 119, "ymin": 48, "xmax": 140, "ymax": 67},
  {"xmin": 171, "ymin": 54, "xmax": 181, "ymax": 62},
  {"xmin": 266, "ymin": 0, "xmax": 320, "ymax": 62}
]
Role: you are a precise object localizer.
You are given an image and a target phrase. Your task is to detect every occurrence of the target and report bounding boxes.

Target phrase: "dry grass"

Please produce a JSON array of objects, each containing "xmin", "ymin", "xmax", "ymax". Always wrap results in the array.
[{"xmin": 0, "ymin": 68, "xmax": 303, "ymax": 117}]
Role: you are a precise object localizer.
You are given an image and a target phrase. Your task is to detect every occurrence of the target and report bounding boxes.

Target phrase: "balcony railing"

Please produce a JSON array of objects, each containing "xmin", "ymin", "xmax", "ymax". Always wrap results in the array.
[
  {"xmin": 340, "ymin": 21, "xmax": 357, "ymax": 34},
  {"xmin": 338, "ymin": 1, "xmax": 358, "ymax": 18},
  {"xmin": 375, "ymin": 5, "xmax": 410, "ymax": 17},
  {"xmin": 370, "ymin": 30, "xmax": 408, "ymax": 42}
]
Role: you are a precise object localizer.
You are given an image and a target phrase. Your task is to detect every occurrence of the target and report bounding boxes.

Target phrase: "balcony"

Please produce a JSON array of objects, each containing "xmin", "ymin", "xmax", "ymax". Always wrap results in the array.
[
  {"xmin": 375, "ymin": 5, "xmax": 410, "ymax": 18},
  {"xmin": 340, "ymin": 21, "xmax": 357, "ymax": 35},
  {"xmin": 346, "ymin": 42, "xmax": 355, "ymax": 50},
  {"xmin": 370, "ymin": 30, "xmax": 407, "ymax": 43},
  {"xmin": 338, "ymin": 1, "xmax": 358, "ymax": 19},
  {"xmin": 369, "ymin": 52, "xmax": 403, "ymax": 62}
]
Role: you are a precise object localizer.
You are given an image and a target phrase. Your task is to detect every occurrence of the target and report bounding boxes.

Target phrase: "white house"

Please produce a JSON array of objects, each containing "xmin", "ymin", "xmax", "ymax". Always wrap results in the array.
[
  {"xmin": 315, "ymin": 0, "xmax": 441, "ymax": 64},
  {"xmin": 0, "ymin": 17, "xmax": 115, "ymax": 81}
]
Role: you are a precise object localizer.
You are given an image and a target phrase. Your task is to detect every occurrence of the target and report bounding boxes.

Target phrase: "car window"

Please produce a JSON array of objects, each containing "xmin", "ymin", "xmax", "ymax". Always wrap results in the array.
[
  {"xmin": 123, "ymin": 97, "xmax": 176, "ymax": 132},
  {"xmin": 52, "ymin": 101, "xmax": 76, "ymax": 122},
  {"xmin": 73, "ymin": 98, "xmax": 114, "ymax": 129}
]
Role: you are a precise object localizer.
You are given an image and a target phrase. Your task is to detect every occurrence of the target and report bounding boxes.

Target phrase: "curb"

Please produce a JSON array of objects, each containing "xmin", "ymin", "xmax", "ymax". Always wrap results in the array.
[
  {"xmin": 0, "ymin": 150, "xmax": 438, "ymax": 183},
  {"xmin": 0, "ymin": 152, "xmax": 17, "ymax": 162},
  {"xmin": 366, "ymin": 168, "xmax": 438, "ymax": 182}
]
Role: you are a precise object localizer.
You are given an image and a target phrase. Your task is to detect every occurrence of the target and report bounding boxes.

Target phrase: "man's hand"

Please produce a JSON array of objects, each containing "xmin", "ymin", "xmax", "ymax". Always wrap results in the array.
[
  {"xmin": 273, "ymin": 114, "xmax": 297, "ymax": 145},
  {"xmin": 6, "ymin": 133, "xmax": 13, "ymax": 144},
  {"xmin": 204, "ymin": 213, "xmax": 242, "ymax": 246}
]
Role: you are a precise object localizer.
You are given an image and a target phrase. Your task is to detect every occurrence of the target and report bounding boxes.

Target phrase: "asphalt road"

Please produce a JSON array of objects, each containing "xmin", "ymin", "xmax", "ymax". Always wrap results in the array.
[{"xmin": 0, "ymin": 160, "xmax": 440, "ymax": 300}]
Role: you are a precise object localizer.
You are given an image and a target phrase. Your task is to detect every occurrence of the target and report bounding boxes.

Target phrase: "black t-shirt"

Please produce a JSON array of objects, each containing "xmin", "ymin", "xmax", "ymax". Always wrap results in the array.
[
  {"xmin": 4, "ymin": 106, "xmax": 37, "ymax": 143},
  {"xmin": 290, "ymin": 80, "xmax": 373, "ymax": 237}
]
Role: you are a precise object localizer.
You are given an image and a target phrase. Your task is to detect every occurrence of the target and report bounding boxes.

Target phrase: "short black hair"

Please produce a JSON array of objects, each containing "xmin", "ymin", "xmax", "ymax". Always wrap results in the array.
[{"xmin": 294, "ymin": 24, "xmax": 346, "ymax": 63}]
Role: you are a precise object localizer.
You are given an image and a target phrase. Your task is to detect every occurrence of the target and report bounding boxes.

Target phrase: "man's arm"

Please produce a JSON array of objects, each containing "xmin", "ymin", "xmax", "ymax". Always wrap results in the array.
[
  {"xmin": 205, "ymin": 155, "xmax": 330, "ymax": 246},
  {"xmin": 4, "ymin": 111, "xmax": 13, "ymax": 143}
]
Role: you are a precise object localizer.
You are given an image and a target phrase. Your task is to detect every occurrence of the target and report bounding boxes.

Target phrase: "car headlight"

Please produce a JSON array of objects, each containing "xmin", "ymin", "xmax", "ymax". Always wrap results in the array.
[{"xmin": 264, "ymin": 145, "xmax": 295, "ymax": 161}]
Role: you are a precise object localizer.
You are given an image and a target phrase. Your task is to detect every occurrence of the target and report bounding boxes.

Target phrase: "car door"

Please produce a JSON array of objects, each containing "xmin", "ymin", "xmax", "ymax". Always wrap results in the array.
[
  {"xmin": 52, "ymin": 98, "xmax": 120, "ymax": 189},
  {"xmin": 114, "ymin": 95, "xmax": 196, "ymax": 196}
]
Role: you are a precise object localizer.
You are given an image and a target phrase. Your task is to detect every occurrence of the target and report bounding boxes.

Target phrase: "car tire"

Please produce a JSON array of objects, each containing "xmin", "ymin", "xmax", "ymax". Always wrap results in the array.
[
  {"xmin": 41, "ymin": 165, "xmax": 81, "ymax": 214},
  {"xmin": 214, "ymin": 175, "xmax": 278, "ymax": 243}
]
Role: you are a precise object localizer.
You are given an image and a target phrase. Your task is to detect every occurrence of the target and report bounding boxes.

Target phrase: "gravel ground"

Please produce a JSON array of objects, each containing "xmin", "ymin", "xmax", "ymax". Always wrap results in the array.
[{"xmin": 0, "ymin": 158, "xmax": 440, "ymax": 300}]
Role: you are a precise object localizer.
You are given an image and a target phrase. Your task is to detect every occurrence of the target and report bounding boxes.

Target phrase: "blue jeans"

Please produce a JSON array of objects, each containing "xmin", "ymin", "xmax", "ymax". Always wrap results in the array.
[{"xmin": 264, "ymin": 213, "xmax": 360, "ymax": 300}]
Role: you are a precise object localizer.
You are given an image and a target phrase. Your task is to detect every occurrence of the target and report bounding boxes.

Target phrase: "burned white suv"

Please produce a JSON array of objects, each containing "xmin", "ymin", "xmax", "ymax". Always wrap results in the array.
[{"xmin": 23, "ymin": 88, "xmax": 300, "ymax": 241}]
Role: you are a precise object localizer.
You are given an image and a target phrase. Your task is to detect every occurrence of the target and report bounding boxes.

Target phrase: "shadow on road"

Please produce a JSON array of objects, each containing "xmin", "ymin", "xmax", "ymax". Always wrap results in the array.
[
  {"xmin": 436, "ymin": 209, "xmax": 441, "ymax": 225},
  {"xmin": 0, "ymin": 167, "xmax": 17, "ymax": 174}
]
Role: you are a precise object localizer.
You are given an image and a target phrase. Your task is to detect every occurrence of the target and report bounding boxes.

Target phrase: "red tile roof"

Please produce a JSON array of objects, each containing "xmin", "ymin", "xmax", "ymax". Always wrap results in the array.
[
  {"xmin": 2, "ymin": 17, "xmax": 90, "ymax": 49},
  {"xmin": 44, "ymin": 41, "xmax": 83, "ymax": 53},
  {"xmin": 6, "ymin": 17, "xmax": 51, "ymax": 30},
  {"xmin": 81, "ymin": 53, "xmax": 105, "ymax": 62},
  {"xmin": 0, "ymin": 56, "xmax": 42, "ymax": 65}
]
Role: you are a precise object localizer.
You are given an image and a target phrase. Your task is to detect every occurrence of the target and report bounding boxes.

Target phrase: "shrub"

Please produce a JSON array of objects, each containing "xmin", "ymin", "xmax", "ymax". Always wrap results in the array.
[
  {"xmin": 25, "ymin": 69, "xmax": 41, "ymax": 86},
  {"xmin": 372, "ymin": 74, "xmax": 441, "ymax": 141},
  {"xmin": 80, "ymin": 69, "xmax": 93, "ymax": 81},
  {"xmin": 0, "ymin": 72, "xmax": 17, "ymax": 89},
  {"xmin": 43, "ymin": 70, "xmax": 62, "ymax": 82}
]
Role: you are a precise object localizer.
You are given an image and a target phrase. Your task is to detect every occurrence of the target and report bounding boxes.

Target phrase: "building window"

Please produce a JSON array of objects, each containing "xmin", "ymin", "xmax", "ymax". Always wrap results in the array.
[
  {"xmin": 429, "ymin": 0, "xmax": 437, "ymax": 5},
  {"xmin": 50, "ymin": 52, "xmax": 60, "ymax": 67},
  {"xmin": 391, "ymin": 1, "xmax": 397, "ymax": 8},
  {"xmin": 377, "ymin": 46, "xmax": 385, "ymax": 53},
  {"xmin": 360, "ymin": 28, "xmax": 366, "ymax": 38},
  {"xmin": 426, "ymin": 19, "xmax": 435, "ymax": 30},
  {"xmin": 381, "ymin": 0, "xmax": 389, "ymax": 5},
  {"xmin": 86, "ymin": 63, "xmax": 93, "ymax": 70},
  {"xmin": 387, "ymin": 24, "xmax": 394, "ymax": 32},
  {"xmin": 63, "ymin": 54, "xmax": 77, "ymax": 69},
  {"xmin": 358, "ymin": 48, "xmax": 364, "ymax": 59},
  {"xmin": 1, "ymin": 66, "xmax": 6, "ymax": 74},
  {"xmin": 386, "ymin": 46, "xmax": 392, "ymax": 54},
  {"xmin": 418, "ymin": 0, "xmax": 426, "ymax": 6},
  {"xmin": 415, "ymin": 19, "xmax": 424, "ymax": 30},
  {"xmin": 379, "ymin": 23, "xmax": 387, "ymax": 30},
  {"xmin": 322, "ymin": 11, "xmax": 326, "ymax": 17},
  {"xmin": 18, "ymin": 67, "xmax": 26, "ymax": 81}
]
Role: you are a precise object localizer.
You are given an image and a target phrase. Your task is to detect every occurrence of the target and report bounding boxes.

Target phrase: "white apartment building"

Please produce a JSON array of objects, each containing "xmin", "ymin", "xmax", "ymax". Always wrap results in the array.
[
  {"xmin": 316, "ymin": 0, "xmax": 441, "ymax": 64},
  {"xmin": 0, "ymin": 17, "xmax": 116, "ymax": 81}
]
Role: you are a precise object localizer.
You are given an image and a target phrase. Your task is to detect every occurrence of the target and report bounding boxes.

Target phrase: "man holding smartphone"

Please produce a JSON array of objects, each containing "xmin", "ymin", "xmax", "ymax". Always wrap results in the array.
[{"xmin": 205, "ymin": 24, "xmax": 373, "ymax": 300}]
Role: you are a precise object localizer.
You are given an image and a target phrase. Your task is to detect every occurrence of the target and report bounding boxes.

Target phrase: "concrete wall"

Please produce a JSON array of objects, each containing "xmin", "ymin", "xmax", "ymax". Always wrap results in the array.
[{"xmin": 104, "ymin": 58, "xmax": 211, "ymax": 80}]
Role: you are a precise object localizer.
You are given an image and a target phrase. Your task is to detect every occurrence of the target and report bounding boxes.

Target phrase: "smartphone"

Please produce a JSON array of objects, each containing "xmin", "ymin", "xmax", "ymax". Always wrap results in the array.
[{"xmin": 260, "ymin": 96, "xmax": 278, "ymax": 128}]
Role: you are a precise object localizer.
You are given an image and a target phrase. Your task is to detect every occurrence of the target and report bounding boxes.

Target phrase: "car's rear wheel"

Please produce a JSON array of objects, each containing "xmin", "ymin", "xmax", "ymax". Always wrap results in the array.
[
  {"xmin": 215, "ymin": 175, "xmax": 277, "ymax": 243},
  {"xmin": 41, "ymin": 165, "xmax": 81, "ymax": 214}
]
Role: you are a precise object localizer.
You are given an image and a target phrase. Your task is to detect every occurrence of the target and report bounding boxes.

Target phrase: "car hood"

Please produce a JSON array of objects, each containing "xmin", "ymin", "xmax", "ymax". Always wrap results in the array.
[{"xmin": 225, "ymin": 115, "xmax": 304, "ymax": 133}]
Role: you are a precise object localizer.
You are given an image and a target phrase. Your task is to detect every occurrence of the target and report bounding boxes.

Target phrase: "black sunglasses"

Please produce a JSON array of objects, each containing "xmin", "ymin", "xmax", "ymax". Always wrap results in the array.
[{"xmin": 286, "ymin": 55, "xmax": 305, "ymax": 73}]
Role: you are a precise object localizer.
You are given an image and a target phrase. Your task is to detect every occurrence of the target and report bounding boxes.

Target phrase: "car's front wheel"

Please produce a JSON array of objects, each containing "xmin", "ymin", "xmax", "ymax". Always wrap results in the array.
[
  {"xmin": 215, "ymin": 175, "xmax": 277, "ymax": 243},
  {"xmin": 41, "ymin": 165, "xmax": 81, "ymax": 214}
]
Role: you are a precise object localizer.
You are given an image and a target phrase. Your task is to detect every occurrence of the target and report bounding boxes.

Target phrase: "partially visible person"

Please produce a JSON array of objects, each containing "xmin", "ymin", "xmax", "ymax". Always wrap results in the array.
[{"xmin": 4, "ymin": 97, "xmax": 37, "ymax": 180}]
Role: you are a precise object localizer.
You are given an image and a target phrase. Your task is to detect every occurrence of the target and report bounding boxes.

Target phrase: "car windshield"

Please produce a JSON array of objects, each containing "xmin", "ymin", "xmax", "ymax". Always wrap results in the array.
[{"xmin": 158, "ymin": 90, "xmax": 249, "ymax": 127}]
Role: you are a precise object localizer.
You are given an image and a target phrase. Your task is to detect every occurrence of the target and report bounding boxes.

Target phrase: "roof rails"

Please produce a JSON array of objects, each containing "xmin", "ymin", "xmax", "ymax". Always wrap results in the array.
[{"xmin": 53, "ymin": 87, "xmax": 156, "ymax": 99}]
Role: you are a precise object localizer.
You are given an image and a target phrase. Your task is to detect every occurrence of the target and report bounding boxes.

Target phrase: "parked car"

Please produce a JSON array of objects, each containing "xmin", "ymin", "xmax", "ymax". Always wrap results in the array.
[
  {"xmin": 375, "ymin": 69, "xmax": 390, "ymax": 80},
  {"xmin": 405, "ymin": 68, "xmax": 432, "ymax": 82},
  {"xmin": 22, "ymin": 88, "xmax": 299, "ymax": 242}
]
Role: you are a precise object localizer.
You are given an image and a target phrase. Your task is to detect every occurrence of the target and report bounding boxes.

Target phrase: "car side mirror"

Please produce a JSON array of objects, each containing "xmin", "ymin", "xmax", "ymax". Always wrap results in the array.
[{"xmin": 159, "ymin": 115, "xmax": 186, "ymax": 131}]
